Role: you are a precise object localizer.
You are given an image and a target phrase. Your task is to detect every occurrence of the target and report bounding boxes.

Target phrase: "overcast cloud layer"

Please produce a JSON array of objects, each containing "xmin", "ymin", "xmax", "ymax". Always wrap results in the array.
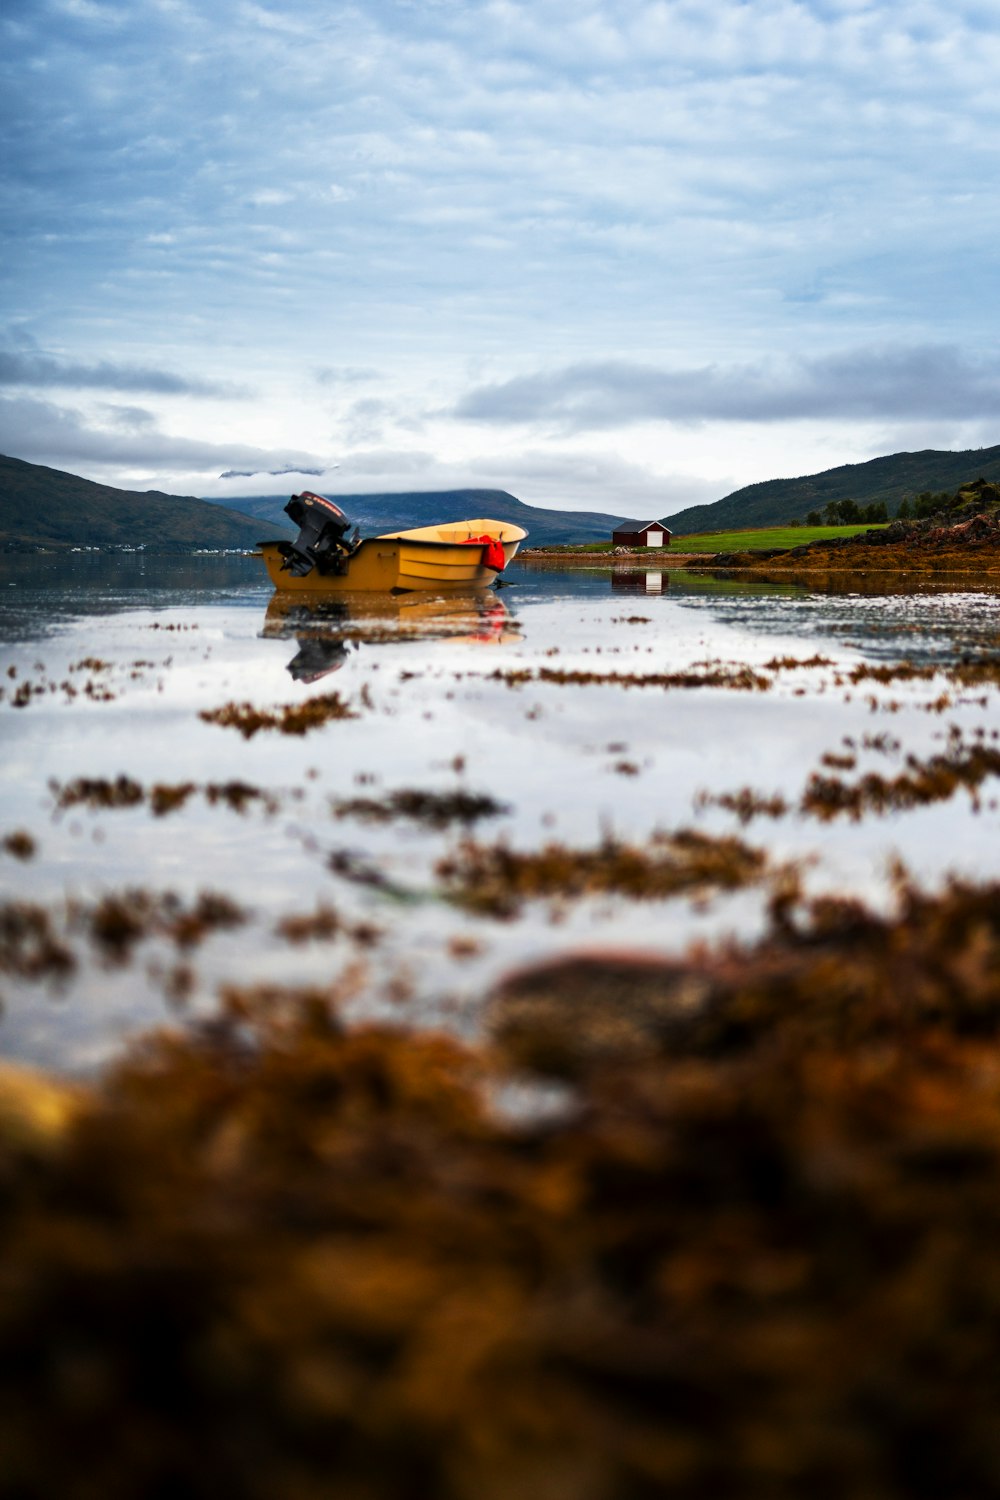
[{"xmin": 3, "ymin": 0, "xmax": 999, "ymax": 514}]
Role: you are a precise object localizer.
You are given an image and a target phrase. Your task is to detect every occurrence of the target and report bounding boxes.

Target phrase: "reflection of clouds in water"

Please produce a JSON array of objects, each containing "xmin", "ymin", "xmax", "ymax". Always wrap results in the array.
[
  {"xmin": 672, "ymin": 583, "xmax": 1000, "ymax": 663},
  {"xmin": 3, "ymin": 558, "xmax": 1000, "ymax": 1073}
]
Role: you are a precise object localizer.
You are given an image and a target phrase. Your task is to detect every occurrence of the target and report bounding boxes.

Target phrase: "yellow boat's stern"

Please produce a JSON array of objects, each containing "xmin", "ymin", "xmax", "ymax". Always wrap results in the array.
[{"xmin": 258, "ymin": 538, "xmax": 403, "ymax": 592}]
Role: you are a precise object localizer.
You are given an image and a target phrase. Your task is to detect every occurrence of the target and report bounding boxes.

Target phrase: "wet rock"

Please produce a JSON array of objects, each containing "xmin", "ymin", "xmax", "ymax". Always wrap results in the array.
[{"xmin": 489, "ymin": 952, "xmax": 716, "ymax": 1077}]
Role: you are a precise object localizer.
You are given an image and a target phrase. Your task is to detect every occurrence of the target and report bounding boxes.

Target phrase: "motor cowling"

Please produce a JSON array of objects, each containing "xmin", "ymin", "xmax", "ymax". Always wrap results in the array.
[{"xmin": 277, "ymin": 492, "xmax": 356, "ymax": 577}]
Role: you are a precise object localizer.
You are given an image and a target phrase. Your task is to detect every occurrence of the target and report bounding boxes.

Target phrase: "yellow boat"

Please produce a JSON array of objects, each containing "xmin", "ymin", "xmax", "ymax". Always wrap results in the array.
[{"xmin": 257, "ymin": 492, "xmax": 526, "ymax": 594}]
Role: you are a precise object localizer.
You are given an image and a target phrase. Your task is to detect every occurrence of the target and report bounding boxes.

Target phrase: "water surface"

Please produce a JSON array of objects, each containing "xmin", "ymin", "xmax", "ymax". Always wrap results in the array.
[{"xmin": 2, "ymin": 552, "xmax": 999, "ymax": 1071}]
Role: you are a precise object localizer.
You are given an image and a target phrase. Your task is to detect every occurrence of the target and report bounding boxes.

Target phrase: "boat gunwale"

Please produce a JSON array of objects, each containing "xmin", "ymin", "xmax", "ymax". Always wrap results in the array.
[{"xmin": 371, "ymin": 520, "xmax": 528, "ymax": 548}]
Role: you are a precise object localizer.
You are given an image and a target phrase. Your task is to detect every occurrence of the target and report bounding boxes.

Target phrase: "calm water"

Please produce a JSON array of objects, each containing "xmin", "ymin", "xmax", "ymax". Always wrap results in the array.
[{"xmin": 2, "ymin": 551, "xmax": 999, "ymax": 1072}]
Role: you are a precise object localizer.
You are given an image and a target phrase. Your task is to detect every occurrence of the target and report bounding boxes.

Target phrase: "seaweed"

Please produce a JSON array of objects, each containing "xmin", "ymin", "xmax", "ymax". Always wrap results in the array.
[
  {"xmin": 489, "ymin": 663, "xmax": 772, "ymax": 691},
  {"xmin": 203, "ymin": 781, "xmax": 277, "ymax": 815},
  {"xmin": 52, "ymin": 775, "xmax": 145, "ymax": 811},
  {"xmin": 7, "ymin": 875, "xmax": 1000, "ymax": 1496},
  {"xmin": 2, "ymin": 830, "xmax": 37, "ymax": 860},
  {"xmin": 436, "ymin": 830, "xmax": 772, "ymax": 918},
  {"xmin": 149, "ymin": 782, "xmax": 198, "ymax": 817},
  {"xmin": 79, "ymin": 889, "xmax": 247, "ymax": 964},
  {"xmin": 50, "ymin": 777, "xmax": 278, "ymax": 817},
  {"xmin": 275, "ymin": 905, "xmax": 343, "ymax": 943},
  {"xmin": 334, "ymin": 787, "xmax": 509, "ymax": 829},
  {"xmin": 200, "ymin": 692, "xmax": 359, "ymax": 737},
  {"xmin": 705, "ymin": 729, "xmax": 1000, "ymax": 826},
  {"xmin": 800, "ymin": 738, "xmax": 1000, "ymax": 821},
  {"xmin": 0, "ymin": 902, "xmax": 75, "ymax": 981},
  {"xmin": 700, "ymin": 788, "xmax": 790, "ymax": 824}
]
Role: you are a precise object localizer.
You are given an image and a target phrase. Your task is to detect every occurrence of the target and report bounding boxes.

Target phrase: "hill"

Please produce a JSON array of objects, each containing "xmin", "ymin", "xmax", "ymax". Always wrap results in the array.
[
  {"xmin": 0, "ymin": 455, "xmax": 276, "ymax": 551},
  {"xmin": 664, "ymin": 445, "xmax": 1000, "ymax": 535},
  {"xmin": 217, "ymin": 488, "xmax": 628, "ymax": 547}
]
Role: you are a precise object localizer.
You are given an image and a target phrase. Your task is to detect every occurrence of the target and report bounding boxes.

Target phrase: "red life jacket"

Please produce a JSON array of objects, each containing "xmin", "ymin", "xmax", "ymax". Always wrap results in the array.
[{"xmin": 461, "ymin": 535, "xmax": 506, "ymax": 572}]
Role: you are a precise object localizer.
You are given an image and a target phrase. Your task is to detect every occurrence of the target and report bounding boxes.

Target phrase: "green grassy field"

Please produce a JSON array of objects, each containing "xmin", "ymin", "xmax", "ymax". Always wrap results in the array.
[
  {"xmin": 671, "ymin": 524, "xmax": 888, "ymax": 552},
  {"xmin": 539, "ymin": 524, "xmax": 889, "ymax": 554}
]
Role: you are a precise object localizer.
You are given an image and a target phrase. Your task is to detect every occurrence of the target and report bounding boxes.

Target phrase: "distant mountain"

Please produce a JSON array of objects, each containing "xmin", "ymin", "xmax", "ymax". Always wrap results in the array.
[
  {"xmin": 214, "ymin": 488, "xmax": 628, "ymax": 547},
  {"xmin": 664, "ymin": 445, "xmax": 1000, "ymax": 535},
  {"xmin": 0, "ymin": 454, "xmax": 277, "ymax": 551}
]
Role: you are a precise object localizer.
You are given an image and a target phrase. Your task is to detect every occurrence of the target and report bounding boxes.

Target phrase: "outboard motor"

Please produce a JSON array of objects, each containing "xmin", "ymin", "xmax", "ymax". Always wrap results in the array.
[
  {"xmin": 277, "ymin": 492, "xmax": 356, "ymax": 578},
  {"xmin": 286, "ymin": 635, "xmax": 351, "ymax": 683}
]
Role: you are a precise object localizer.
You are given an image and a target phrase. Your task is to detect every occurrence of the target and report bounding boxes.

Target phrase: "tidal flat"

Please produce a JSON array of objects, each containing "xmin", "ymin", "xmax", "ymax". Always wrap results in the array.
[{"xmin": 4, "ymin": 550, "xmax": 1000, "ymax": 1496}]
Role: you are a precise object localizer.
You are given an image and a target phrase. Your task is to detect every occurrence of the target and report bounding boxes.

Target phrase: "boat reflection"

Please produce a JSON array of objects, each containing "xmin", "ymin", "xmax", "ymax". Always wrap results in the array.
[{"xmin": 262, "ymin": 589, "xmax": 521, "ymax": 682}]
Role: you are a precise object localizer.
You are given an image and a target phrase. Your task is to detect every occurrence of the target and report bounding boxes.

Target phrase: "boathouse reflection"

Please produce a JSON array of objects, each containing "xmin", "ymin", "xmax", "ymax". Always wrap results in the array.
[{"xmin": 610, "ymin": 569, "xmax": 666, "ymax": 594}]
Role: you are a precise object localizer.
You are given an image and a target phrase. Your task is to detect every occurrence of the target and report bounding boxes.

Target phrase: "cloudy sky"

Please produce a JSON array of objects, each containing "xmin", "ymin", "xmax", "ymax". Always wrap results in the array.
[{"xmin": 3, "ymin": 0, "xmax": 999, "ymax": 518}]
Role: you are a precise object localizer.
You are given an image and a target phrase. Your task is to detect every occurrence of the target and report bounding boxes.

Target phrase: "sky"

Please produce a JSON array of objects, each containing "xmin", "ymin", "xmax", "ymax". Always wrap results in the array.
[{"xmin": 2, "ymin": 0, "xmax": 1000, "ymax": 520}]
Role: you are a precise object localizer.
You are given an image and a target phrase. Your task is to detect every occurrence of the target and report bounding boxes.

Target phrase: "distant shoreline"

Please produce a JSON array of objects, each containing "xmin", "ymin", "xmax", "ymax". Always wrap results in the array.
[{"xmin": 518, "ymin": 548, "xmax": 710, "ymax": 566}]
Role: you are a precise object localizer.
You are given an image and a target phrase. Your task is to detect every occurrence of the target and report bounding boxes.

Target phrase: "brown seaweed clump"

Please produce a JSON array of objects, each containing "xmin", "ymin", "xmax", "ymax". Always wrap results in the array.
[
  {"xmin": 203, "ymin": 781, "xmax": 278, "ymax": 815},
  {"xmin": 0, "ymin": 901, "xmax": 75, "ymax": 981},
  {"xmin": 275, "ymin": 904, "xmax": 343, "ymax": 943},
  {"xmin": 334, "ymin": 787, "xmax": 509, "ymax": 830},
  {"xmin": 7, "ymin": 877, "xmax": 1000, "ymax": 1496},
  {"xmin": 200, "ymin": 692, "xmax": 358, "ymax": 738},
  {"xmin": 149, "ymin": 782, "xmax": 198, "ymax": 817},
  {"xmin": 79, "ymin": 889, "xmax": 248, "ymax": 963},
  {"xmin": 2, "ymin": 830, "xmax": 37, "ymax": 860},
  {"xmin": 52, "ymin": 775, "xmax": 145, "ymax": 811},
  {"xmin": 843, "ymin": 659, "xmax": 1000, "ymax": 691},
  {"xmin": 50, "ymin": 777, "xmax": 278, "ymax": 818},
  {"xmin": 489, "ymin": 663, "xmax": 772, "ymax": 692},
  {"xmin": 436, "ymin": 830, "xmax": 771, "ymax": 917},
  {"xmin": 700, "ymin": 788, "xmax": 790, "ymax": 824},
  {"xmin": 703, "ymin": 729, "xmax": 1000, "ymax": 825},
  {"xmin": 801, "ymin": 738, "xmax": 1000, "ymax": 820}
]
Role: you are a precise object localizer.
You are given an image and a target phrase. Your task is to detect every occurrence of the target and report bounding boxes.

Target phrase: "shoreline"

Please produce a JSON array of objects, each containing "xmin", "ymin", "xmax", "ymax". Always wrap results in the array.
[
  {"xmin": 517, "ymin": 548, "xmax": 710, "ymax": 567},
  {"xmin": 519, "ymin": 541, "xmax": 1000, "ymax": 577}
]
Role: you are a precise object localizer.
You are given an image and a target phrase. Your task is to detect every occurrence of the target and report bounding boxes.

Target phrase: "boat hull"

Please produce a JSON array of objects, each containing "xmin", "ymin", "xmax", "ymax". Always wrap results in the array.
[{"xmin": 258, "ymin": 518, "xmax": 525, "ymax": 594}]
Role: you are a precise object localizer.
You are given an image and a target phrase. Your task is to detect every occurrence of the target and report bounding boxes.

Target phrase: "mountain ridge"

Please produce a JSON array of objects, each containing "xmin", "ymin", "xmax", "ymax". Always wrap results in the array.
[
  {"xmin": 216, "ymin": 488, "xmax": 629, "ymax": 547},
  {"xmin": 0, "ymin": 457, "xmax": 630, "ymax": 549},
  {"xmin": 664, "ymin": 444, "xmax": 1000, "ymax": 534},
  {"xmin": 7, "ymin": 446, "xmax": 1000, "ymax": 550},
  {"xmin": 0, "ymin": 454, "xmax": 273, "ymax": 551}
]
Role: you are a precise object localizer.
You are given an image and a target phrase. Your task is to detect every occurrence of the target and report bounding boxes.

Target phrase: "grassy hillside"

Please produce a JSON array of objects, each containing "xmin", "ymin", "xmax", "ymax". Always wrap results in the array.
[
  {"xmin": 219, "ymin": 488, "xmax": 629, "ymax": 547},
  {"xmin": 0, "ymin": 455, "xmax": 275, "ymax": 551},
  {"xmin": 540, "ymin": 524, "xmax": 888, "ymax": 554},
  {"xmin": 664, "ymin": 445, "xmax": 1000, "ymax": 535}
]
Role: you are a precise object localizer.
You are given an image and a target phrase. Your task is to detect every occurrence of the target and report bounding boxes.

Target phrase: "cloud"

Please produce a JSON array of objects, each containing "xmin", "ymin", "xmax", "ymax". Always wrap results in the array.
[
  {"xmin": 314, "ymin": 367, "xmax": 382, "ymax": 387},
  {"xmin": 219, "ymin": 465, "xmax": 329, "ymax": 478},
  {"xmin": 453, "ymin": 346, "xmax": 1000, "ymax": 430},
  {"xmin": 313, "ymin": 444, "xmax": 726, "ymax": 516},
  {"xmin": 0, "ymin": 389, "xmax": 733, "ymax": 513},
  {"xmin": 6, "ymin": 0, "xmax": 1000, "ymax": 504},
  {"xmin": 0, "ymin": 343, "xmax": 248, "ymax": 398},
  {"xmin": 0, "ymin": 395, "xmax": 327, "ymax": 476},
  {"xmin": 98, "ymin": 403, "xmax": 158, "ymax": 430}
]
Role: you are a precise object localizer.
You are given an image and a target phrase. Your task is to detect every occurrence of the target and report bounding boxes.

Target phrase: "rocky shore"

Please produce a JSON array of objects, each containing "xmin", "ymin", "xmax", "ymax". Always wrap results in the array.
[{"xmin": 712, "ymin": 479, "xmax": 1000, "ymax": 573}]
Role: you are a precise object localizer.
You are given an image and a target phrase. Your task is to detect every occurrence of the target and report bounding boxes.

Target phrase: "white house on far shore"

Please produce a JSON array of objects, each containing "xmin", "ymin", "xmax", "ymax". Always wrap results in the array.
[{"xmin": 612, "ymin": 519, "xmax": 673, "ymax": 548}]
